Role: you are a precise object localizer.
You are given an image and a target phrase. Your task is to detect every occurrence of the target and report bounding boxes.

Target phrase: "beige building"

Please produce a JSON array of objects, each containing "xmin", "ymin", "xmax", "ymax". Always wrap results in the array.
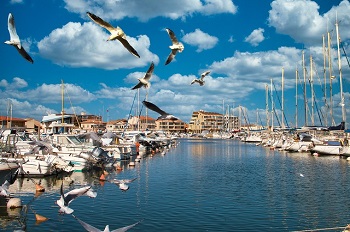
[
  {"xmin": 155, "ymin": 119, "xmax": 187, "ymax": 134},
  {"xmin": 106, "ymin": 119, "xmax": 129, "ymax": 132},
  {"xmin": 188, "ymin": 110, "xmax": 239, "ymax": 133},
  {"xmin": 80, "ymin": 119, "xmax": 106, "ymax": 133},
  {"xmin": 24, "ymin": 118, "xmax": 41, "ymax": 133},
  {"xmin": 0, "ymin": 116, "xmax": 26, "ymax": 129}
]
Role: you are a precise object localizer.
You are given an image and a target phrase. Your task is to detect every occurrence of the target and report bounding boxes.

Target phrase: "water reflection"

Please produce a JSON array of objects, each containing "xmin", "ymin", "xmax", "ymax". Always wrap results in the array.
[{"xmin": 1, "ymin": 139, "xmax": 350, "ymax": 231}]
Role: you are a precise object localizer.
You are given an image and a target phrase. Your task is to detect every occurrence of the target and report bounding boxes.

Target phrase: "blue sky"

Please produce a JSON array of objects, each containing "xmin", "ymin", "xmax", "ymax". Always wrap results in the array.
[{"xmin": 1, "ymin": 0, "xmax": 349, "ymax": 128}]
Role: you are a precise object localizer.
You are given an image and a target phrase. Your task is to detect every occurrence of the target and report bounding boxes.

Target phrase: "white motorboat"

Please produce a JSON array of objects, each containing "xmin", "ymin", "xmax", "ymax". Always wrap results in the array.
[{"xmin": 310, "ymin": 140, "xmax": 343, "ymax": 156}]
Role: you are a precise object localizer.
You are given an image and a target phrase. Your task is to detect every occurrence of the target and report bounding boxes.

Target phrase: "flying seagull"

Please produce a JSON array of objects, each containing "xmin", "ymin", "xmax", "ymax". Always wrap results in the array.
[
  {"xmin": 86, "ymin": 12, "xmax": 140, "ymax": 58},
  {"xmin": 4, "ymin": 13, "xmax": 33, "ymax": 63},
  {"xmin": 191, "ymin": 71, "xmax": 210, "ymax": 86},
  {"xmin": 131, "ymin": 62, "xmax": 155, "ymax": 90},
  {"xmin": 72, "ymin": 214, "xmax": 142, "ymax": 232},
  {"xmin": 142, "ymin": 100, "xmax": 179, "ymax": 120},
  {"xmin": 0, "ymin": 168, "xmax": 19, "ymax": 197},
  {"xmin": 165, "ymin": 28, "xmax": 184, "ymax": 65},
  {"xmin": 110, "ymin": 177, "xmax": 137, "ymax": 191},
  {"xmin": 56, "ymin": 183, "xmax": 97, "ymax": 214}
]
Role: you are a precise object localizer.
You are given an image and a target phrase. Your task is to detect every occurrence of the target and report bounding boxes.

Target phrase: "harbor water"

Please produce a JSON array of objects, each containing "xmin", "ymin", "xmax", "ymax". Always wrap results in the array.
[{"xmin": 2, "ymin": 138, "xmax": 350, "ymax": 231}]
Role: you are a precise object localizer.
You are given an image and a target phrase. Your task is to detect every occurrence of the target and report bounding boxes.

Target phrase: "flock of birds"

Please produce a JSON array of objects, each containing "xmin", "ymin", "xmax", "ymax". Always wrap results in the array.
[
  {"xmin": 0, "ymin": 167, "xmax": 141, "ymax": 231},
  {"xmin": 5, "ymin": 11, "xmax": 211, "ymax": 122}
]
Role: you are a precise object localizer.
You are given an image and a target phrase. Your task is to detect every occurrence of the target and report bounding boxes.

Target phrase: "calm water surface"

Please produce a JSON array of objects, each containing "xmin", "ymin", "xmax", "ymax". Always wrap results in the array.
[{"xmin": 2, "ymin": 138, "xmax": 350, "ymax": 232}]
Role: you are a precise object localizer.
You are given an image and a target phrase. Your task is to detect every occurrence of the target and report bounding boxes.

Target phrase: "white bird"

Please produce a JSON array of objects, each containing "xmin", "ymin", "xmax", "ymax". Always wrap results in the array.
[
  {"xmin": 191, "ymin": 71, "xmax": 210, "ymax": 86},
  {"xmin": 86, "ymin": 12, "xmax": 140, "ymax": 58},
  {"xmin": 56, "ymin": 183, "xmax": 97, "ymax": 214},
  {"xmin": 110, "ymin": 178, "xmax": 137, "ymax": 191},
  {"xmin": 165, "ymin": 28, "xmax": 184, "ymax": 65},
  {"xmin": 142, "ymin": 100, "xmax": 179, "ymax": 120},
  {"xmin": 0, "ymin": 168, "xmax": 19, "ymax": 197},
  {"xmin": 4, "ymin": 13, "xmax": 33, "ymax": 63},
  {"xmin": 299, "ymin": 173, "xmax": 304, "ymax": 177},
  {"xmin": 72, "ymin": 214, "xmax": 142, "ymax": 232},
  {"xmin": 131, "ymin": 62, "xmax": 155, "ymax": 90}
]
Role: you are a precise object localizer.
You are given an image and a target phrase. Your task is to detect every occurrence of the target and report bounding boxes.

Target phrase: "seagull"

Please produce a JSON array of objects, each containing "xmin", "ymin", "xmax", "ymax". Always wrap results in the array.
[
  {"xmin": 0, "ymin": 168, "xmax": 19, "ymax": 197},
  {"xmin": 191, "ymin": 71, "xmax": 210, "ymax": 86},
  {"xmin": 56, "ymin": 183, "xmax": 97, "ymax": 214},
  {"xmin": 86, "ymin": 12, "xmax": 140, "ymax": 58},
  {"xmin": 165, "ymin": 28, "xmax": 184, "ymax": 65},
  {"xmin": 4, "ymin": 13, "xmax": 33, "ymax": 63},
  {"xmin": 72, "ymin": 214, "xmax": 142, "ymax": 232},
  {"xmin": 142, "ymin": 100, "xmax": 179, "ymax": 120},
  {"xmin": 131, "ymin": 62, "xmax": 155, "ymax": 90},
  {"xmin": 110, "ymin": 178, "xmax": 137, "ymax": 191}
]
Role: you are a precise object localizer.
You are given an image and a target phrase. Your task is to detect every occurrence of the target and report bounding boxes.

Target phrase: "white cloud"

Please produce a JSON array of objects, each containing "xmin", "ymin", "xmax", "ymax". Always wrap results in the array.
[
  {"xmin": 37, "ymin": 22, "xmax": 158, "ymax": 70},
  {"xmin": 0, "ymin": 98, "xmax": 57, "ymax": 120},
  {"xmin": 64, "ymin": 0, "xmax": 237, "ymax": 22},
  {"xmin": 245, "ymin": 28, "xmax": 265, "ymax": 47},
  {"xmin": 0, "ymin": 78, "xmax": 96, "ymax": 104},
  {"xmin": 268, "ymin": 0, "xmax": 350, "ymax": 45},
  {"xmin": 0, "ymin": 78, "xmax": 27, "ymax": 89},
  {"xmin": 182, "ymin": 29, "xmax": 219, "ymax": 52}
]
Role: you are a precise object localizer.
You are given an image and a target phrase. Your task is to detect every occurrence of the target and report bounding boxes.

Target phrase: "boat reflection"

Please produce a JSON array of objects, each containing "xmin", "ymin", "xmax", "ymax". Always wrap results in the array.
[{"xmin": 0, "ymin": 197, "xmax": 26, "ymax": 231}]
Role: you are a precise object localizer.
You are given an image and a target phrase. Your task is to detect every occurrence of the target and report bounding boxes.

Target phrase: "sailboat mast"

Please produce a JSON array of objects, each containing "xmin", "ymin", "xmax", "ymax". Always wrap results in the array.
[
  {"xmin": 61, "ymin": 79, "xmax": 65, "ymax": 124},
  {"xmin": 281, "ymin": 67, "xmax": 285, "ymax": 129},
  {"xmin": 270, "ymin": 79, "xmax": 274, "ymax": 131},
  {"xmin": 265, "ymin": 84, "xmax": 269, "ymax": 130},
  {"xmin": 302, "ymin": 51, "xmax": 308, "ymax": 126},
  {"xmin": 335, "ymin": 18, "xmax": 346, "ymax": 124},
  {"xmin": 310, "ymin": 55, "xmax": 315, "ymax": 126},
  {"xmin": 322, "ymin": 34, "xmax": 328, "ymax": 126},
  {"xmin": 328, "ymin": 31, "xmax": 335, "ymax": 125},
  {"xmin": 295, "ymin": 68, "xmax": 298, "ymax": 128}
]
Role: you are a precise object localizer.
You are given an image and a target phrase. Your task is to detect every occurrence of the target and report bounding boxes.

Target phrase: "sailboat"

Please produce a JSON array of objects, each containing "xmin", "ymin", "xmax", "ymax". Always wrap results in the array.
[{"xmin": 310, "ymin": 17, "xmax": 347, "ymax": 156}]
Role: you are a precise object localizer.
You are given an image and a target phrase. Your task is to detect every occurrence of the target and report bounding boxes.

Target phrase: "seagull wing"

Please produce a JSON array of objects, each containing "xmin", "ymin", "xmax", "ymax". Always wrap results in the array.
[
  {"xmin": 131, "ymin": 81, "xmax": 143, "ymax": 90},
  {"xmin": 111, "ymin": 220, "xmax": 143, "ymax": 232},
  {"xmin": 191, "ymin": 79, "xmax": 199, "ymax": 85},
  {"xmin": 123, "ymin": 177, "xmax": 137, "ymax": 184},
  {"xmin": 200, "ymin": 71, "xmax": 210, "ymax": 80},
  {"xmin": 64, "ymin": 186, "xmax": 94, "ymax": 204},
  {"xmin": 86, "ymin": 12, "xmax": 115, "ymax": 32},
  {"xmin": 166, "ymin": 28, "xmax": 179, "ymax": 44},
  {"xmin": 117, "ymin": 37, "xmax": 140, "ymax": 58},
  {"xmin": 165, "ymin": 50, "xmax": 177, "ymax": 65},
  {"xmin": 7, "ymin": 13, "xmax": 19, "ymax": 42},
  {"xmin": 143, "ymin": 62, "xmax": 155, "ymax": 81},
  {"xmin": 142, "ymin": 101, "xmax": 168, "ymax": 116},
  {"xmin": 72, "ymin": 214, "xmax": 102, "ymax": 232},
  {"xmin": 15, "ymin": 46, "xmax": 34, "ymax": 63}
]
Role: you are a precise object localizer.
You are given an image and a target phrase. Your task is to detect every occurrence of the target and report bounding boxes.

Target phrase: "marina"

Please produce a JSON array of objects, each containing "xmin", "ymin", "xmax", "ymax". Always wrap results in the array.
[{"xmin": 1, "ymin": 138, "xmax": 350, "ymax": 231}]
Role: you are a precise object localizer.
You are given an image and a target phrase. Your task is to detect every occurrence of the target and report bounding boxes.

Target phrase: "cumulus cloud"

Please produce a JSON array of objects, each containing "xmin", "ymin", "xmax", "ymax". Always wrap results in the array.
[
  {"xmin": 245, "ymin": 28, "xmax": 265, "ymax": 47},
  {"xmin": 37, "ymin": 22, "xmax": 158, "ymax": 69},
  {"xmin": 182, "ymin": 29, "xmax": 219, "ymax": 52},
  {"xmin": 0, "ymin": 78, "xmax": 96, "ymax": 105},
  {"xmin": 64, "ymin": 0, "xmax": 237, "ymax": 22},
  {"xmin": 0, "ymin": 78, "xmax": 28, "ymax": 89},
  {"xmin": 268, "ymin": 0, "xmax": 350, "ymax": 45},
  {"xmin": 209, "ymin": 47, "xmax": 302, "ymax": 88},
  {"xmin": 0, "ymin": 98, "xmax": 57, "ymax": 120}
]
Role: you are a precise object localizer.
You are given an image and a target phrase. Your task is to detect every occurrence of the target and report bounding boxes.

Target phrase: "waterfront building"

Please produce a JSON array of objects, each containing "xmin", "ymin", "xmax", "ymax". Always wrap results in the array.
[
  {"xmin": 188, "ymin": 110, "xmax": 239, "ymax": 133},
  {"xmin": 0, "ymin": 116, "xmax": 26, "ymax": 129},
  {"xmin": 155, "ymin": 119, "xmax": 187, "ymax": 134}
]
